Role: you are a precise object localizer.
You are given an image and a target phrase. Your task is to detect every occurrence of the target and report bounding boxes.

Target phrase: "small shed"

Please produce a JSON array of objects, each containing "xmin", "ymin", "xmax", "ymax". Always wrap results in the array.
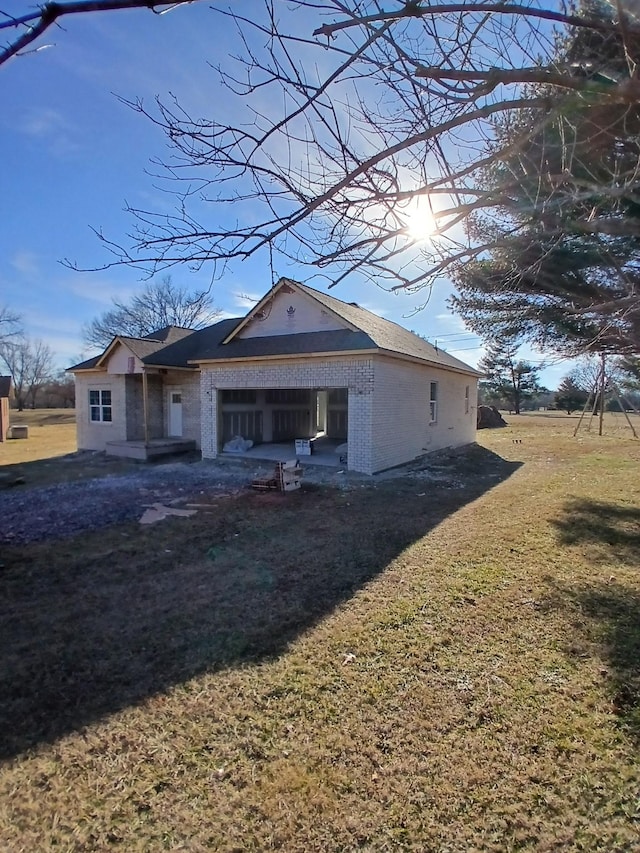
[{"xmin": 0, "ymin": 376, "xmax": 12, "ymax": 442}]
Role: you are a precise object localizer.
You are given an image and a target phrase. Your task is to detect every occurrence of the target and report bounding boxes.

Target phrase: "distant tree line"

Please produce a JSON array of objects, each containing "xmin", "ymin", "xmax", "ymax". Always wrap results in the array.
[
  {"xmin": 0, "ymin": 305, "xmax": 59, "ymax": 411},
  {"xmin": 477, "ymin": 341, "xmax": 640, "ymax": 414}
]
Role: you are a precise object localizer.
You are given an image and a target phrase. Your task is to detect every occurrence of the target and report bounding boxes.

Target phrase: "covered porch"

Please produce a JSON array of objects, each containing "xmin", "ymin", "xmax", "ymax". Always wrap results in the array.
[{"xmin": 108, "ymin": 369, "xmax": 200, "ymax": 460}]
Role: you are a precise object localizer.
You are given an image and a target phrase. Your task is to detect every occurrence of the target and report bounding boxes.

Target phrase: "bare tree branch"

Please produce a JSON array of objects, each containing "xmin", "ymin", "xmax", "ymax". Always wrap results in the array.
[
  {"xmin": 0, "ymin": 0, "xmax": 202, "ymax": 67},
  {"xmin": 56, "ymin": 0, "xmax": 640, "ymax": 353},
  {"xmin": 82, "ymin": 275, "xmax": 220, "ymax": 349},
  {"xmin": 0, "ymin": 305, "xmax": 22, "ymax": 345},
  {"xmin": 311, "ymin": 3, "xmax": 617, "ymax": 40}
]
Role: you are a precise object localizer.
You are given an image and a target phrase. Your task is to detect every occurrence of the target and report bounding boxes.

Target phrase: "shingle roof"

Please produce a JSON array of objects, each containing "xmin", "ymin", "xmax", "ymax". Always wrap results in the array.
[
  {"xmin": 194, "ymin": 328, "xmax": 375, "ymax": 362},
  {"xmin": 142, "ymin": 318, "xmax": 241, "ymax": 368},
  {"xmin": 69, "ymin": 326, "xmax": 196, "ymax": 372},
  {"xmin": 140, "ymin": 326, "xmax": 194, "ymax": 343},
  {"xmin": 67, "ymin": 355, "xmax": 101, "ymax": 372},
  {"xmin": 197, "ymin": 280, "xmax": 480, "ymax": 375},
  {"xmin": 296, "ymin": 283, "xmax": 480, "ymax": 375},
  {"xmin": 72, "ymin": 284, "xmax": 480, "ymax": 377},
  {"xmin": 0, "ymin": 375, "xmax": 12, "ymax": 398},
  {"xmin": 119, "ymin": 327, "xmax": 195, "ymax": 360}
]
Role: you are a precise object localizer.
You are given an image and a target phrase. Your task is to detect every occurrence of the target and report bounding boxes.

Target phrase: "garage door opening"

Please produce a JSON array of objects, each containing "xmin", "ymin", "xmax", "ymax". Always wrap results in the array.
[{"xmin": 218, "ymin": 387, "xmax": 348, "ymax": 467}]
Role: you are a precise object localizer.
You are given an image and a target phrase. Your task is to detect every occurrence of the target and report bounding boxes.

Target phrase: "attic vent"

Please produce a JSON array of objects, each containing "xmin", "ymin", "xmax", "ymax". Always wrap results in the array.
[
  {"xmin": 349, "ymin": 302, "xmax": 360, "ymax": 308},
  {"xmin": 127, "ymin": 356, "xmax": 135, "ymax": 374}
]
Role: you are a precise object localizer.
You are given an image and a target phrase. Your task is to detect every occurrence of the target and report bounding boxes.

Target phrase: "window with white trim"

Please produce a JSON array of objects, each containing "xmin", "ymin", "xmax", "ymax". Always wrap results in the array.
[
  {"xmin": 465, "ymin": 385, "xmax": 470, "ymax": 414},
  {"xmin": 89, "ymin": 389, "xmax": 112, "ymax": 423},
  {"xmin": 429, "ymin": 381, "xmax": 438, "ymax": 423}
]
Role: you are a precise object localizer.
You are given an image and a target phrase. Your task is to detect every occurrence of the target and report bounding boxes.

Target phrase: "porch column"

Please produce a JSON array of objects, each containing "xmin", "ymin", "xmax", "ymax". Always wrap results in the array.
[{"xmin": 142, "ymin": 370, "xmax": 150, "ymax": 446}]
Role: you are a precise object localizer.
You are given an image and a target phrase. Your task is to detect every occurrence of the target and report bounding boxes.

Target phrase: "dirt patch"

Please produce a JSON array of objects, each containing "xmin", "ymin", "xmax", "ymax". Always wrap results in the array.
[{"xmin": 0, "ymin": 448, "xmax": 491, "ymax": 545}]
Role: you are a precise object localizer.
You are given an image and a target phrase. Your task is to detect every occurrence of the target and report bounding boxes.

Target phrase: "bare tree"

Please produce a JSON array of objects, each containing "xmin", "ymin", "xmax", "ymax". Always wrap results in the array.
[
  {"xmin": 0, "ymin": 337, "xmax": 55, "ymax": 410},
  {"xmin": 0, "ymin": 305, "xmax": 22, "ymax": 346},
  {"xmin": 569, "ymin": 354, "xmax": 623, "ymax": 396},
  {"xmin": 82, "ymin": 275, "xmax": 219, "ymax": 349},
  {"xmin": 71, "ymin": 1, "xmax": 640, "ymax": 309},
  {"xmin": 40, "ymin": 370, "xmax": 76, "ymax": 408},
  {"xmin": 0, "ymin": 1, "xmax": 203, "ymax": 67}
]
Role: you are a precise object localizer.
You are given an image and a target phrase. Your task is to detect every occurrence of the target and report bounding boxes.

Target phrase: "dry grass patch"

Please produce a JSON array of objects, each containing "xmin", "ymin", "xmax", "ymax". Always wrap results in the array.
[
  {"xmin": 0, "ymin": 408, "xmax": 141, "ymax": 487},
  {"xmin": 1, "ymin": 408, "xmax": 76, "ymax": 464},
  {"xmin": 1, "ymin": 413, "xmax": 640, "ymax": 851}
]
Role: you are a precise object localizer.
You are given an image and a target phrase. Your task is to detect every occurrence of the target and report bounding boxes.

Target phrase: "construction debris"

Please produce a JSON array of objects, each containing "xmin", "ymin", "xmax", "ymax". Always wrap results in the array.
[
  {"xmin": 139, "ymin": 503, "xmax": 198, "ymax": 525},
  {"xmin": 251, "ymin": 460, "xmax": 303, "ymax": 493},
  {"xmin": 477, "ymin": 406, "xmax": 507, "ymax": 429},
  {"xmin": 223, "ymin": 435, "xmax": 254, "ymax": 453},
  {"xmin": 334, "ymin": 442, "xmax": 348, "ymax": 464}
]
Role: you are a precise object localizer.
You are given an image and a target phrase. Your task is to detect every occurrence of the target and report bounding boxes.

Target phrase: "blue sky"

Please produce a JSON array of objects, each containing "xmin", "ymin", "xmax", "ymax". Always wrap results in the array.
[{"xmin": 0, "ymin": 2, "xmax": 574, "ymax": 386}]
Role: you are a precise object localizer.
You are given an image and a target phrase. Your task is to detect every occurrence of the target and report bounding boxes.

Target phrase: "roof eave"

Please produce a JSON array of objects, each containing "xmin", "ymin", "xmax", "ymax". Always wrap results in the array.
[
  {"xmin": 142, "ymin": 363, "xmax": 198, "ymax": 372},
  {"xmin": 94, "ymin": 336, "xmax": 129, "ymax": 369},
  {"xmin": 376, "ymin": 348, "xmax": 482, "ymax": 376}
]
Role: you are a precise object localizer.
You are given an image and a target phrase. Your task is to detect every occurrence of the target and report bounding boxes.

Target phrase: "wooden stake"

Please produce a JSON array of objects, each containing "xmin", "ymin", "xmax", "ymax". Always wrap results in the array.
[
  {"xmin": 598, "ymin": 353, "xmax": 606, "ymax": 437},
  {"xmin": 612, "ymin": 386, "xmax": 639, "ymax": 438}
]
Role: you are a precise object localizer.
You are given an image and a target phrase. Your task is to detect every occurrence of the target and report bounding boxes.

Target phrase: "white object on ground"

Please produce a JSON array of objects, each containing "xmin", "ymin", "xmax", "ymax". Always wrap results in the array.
[
  {"xmin": 140, "ymin": 503, "xmax": 198, "ymax": 525},
  {"xmin": 223, "ymin": 435, "xmax": 254, "ymax": 453}
]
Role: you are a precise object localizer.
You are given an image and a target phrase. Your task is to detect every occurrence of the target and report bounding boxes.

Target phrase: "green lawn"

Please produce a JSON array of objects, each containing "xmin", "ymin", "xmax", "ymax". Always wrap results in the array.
[{"xmin": 1, "ymin": 413, "xmax": 639, "ymax": 851}]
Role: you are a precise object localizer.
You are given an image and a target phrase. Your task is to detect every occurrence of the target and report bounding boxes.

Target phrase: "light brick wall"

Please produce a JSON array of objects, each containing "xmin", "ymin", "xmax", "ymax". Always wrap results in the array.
[
  {"xmin": 76, "ymin": 370, "xmax": 201, "ymax": 449},
  {"xmin": 74, "ymin": 373, "xmax": 127, "ymax": 450},
  {"xmin": 200, "ymin": 357, "xmax": 374, "ymax": 473},
  {"xmin": 372, "ymin": 357, "xmax": 477, "ymax": 471}
]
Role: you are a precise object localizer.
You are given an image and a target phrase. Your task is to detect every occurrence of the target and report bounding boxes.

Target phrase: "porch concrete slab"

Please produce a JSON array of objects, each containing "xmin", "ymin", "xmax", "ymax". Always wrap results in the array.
[{"xmin": 106, "ymin": 439, "xmax": 196, "ymax": 460}]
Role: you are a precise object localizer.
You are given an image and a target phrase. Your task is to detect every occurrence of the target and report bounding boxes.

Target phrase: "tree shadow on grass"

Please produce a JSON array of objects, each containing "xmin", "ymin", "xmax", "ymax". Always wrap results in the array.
[
  {"xmin": 0, "ymin": 447, "xmax": 519, "ymax": 760},
  {"xmin": 551, "ymin": 498, "xmax": 640, "ymax": 565},
  {"xmin": 544, "ymin": 580, "xmax": 640, "ymax": 743},
  {"xmin": 546, "ymin": 496, "xmax": 640, "ymax": 742}
]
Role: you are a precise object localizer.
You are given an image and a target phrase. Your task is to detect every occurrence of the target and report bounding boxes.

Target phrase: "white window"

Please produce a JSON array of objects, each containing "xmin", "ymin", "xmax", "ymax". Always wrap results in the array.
[
  {"xmin": 465, "ymin": 385, "xmax": 470, "ymax": 414},
  {"xmin": 429, "ymin": 381, "xmax": 438, "ymax": 423},
  {"xmin": 89, "ymin": 389, "xmax": 112, "ymax": 423}
]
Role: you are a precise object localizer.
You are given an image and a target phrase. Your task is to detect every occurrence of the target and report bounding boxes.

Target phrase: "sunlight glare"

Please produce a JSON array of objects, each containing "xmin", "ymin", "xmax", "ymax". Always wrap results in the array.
[{"xmin": 405, "ymin": 198, "xmax": 436, "ymax": 242}]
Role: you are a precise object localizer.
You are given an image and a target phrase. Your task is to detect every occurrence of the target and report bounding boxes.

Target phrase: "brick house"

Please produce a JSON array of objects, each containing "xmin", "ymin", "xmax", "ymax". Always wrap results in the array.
[{"xmin": 70, "ymin": 278, "xmax": 481, "ymax": 474}]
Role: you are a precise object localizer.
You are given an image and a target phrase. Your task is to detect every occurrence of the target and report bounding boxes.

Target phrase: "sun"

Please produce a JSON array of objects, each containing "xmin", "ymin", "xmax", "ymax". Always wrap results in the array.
[{"xmin": 405, "ymin": 198, "xmax": 436, "ymax": 242}]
